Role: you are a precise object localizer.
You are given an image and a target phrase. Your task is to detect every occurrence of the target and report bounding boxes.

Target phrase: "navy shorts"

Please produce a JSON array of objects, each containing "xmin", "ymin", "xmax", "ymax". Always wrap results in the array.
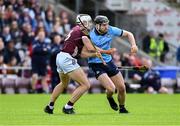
[
  {"xmin": 32, "ymin": 62, "xmax": 47, "ymax": 76},
  {"xmin": 89, "ymin": 60, "xmax": 119, "ymax": 79}
]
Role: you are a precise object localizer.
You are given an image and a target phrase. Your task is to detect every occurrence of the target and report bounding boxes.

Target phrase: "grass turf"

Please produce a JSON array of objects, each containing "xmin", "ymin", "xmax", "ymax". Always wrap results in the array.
[{"xmin": 0, "ymin": 94, "xmax": 180, "ymax": 126}]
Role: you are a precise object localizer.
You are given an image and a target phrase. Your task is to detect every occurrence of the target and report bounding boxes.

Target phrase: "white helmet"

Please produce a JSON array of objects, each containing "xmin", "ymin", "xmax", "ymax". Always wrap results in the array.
[{"xmin": 76, "ymin": 14, "xmax": 93, "ymax": 31}]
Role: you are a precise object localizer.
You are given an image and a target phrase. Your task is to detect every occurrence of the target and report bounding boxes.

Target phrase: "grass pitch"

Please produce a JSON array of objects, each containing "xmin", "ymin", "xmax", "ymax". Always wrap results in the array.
[{"xmin": 0, "ymin": 94, "xmax": 180, "ymax": 126}]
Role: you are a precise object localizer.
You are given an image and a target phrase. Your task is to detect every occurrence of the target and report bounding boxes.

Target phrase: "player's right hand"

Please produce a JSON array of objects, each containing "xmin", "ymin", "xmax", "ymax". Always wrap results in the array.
[
  {"xmin": 108, "ymin": 48, "xmax": 117, "ymax": 54},
  {"xmin": 95, "ymin": 51, "xmax": 102, "ymax": 58},
  {"xmin": 130, "ymin": 45, "xmax": 138, "ymax": 54}
]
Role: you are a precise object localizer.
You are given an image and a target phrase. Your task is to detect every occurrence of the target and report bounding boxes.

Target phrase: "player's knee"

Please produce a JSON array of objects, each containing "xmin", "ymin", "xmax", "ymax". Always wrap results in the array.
[
  {"xmin": 79, "ymin": 79, "xmax": 91, "ymax": 90},
  {"xmin": 62, "ymin": 83, "xmax": 68, "ymax": 89},
  {"xmin": 80, "ymin": 82, "xmax": 90, "ymax": 91},
  {"xmin": 118, "ymin": 85, "xmax": 126, "ymax": 93},
  {"xmin": 84, "ymin": 83, "xmax": 91, "ymax": 90},
  {"xmin": 147, "ymin": 87, "xmax": 154, "ymax": 93},
  {"xmin": 108, "ymin": 85, "xmax": 116, "ymax": 93},
  {"xmin": 32, "ymin": 74, "xmax": 38, "ymax": 80}
]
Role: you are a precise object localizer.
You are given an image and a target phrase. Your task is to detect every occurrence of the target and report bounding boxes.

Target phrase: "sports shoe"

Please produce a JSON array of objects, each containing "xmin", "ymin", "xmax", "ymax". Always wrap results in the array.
[
  {"xmin": 44, "ymin": 105, "xmax": 53, "ymax": 114},
  {"xmin": 107, "ymin": 97, "xmax": 118, "ymax": 111},
  {"xmin": 119, "ymin": 107, "xmax": 129, "ymax": 113},
  {"xmin": 62, "ymin": 107, "xmax": 75, "ymax": 114}
]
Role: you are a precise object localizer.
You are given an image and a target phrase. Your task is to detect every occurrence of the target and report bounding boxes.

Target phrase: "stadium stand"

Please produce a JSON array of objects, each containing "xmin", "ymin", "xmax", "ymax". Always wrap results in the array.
[
  {"xmin": 0, "ymin": 0, "xmax": 179, "ymax": 94},
  {"xmin": 0, "ymin": 77, "xmax": 2, "ymax": 93},
  {"xmin": 2, "ymin": 76, "xmax": 16, "ymax": 94},
  {"xmin": 15, "ymin": 77, "xmax": 31, "ymax": 93}
]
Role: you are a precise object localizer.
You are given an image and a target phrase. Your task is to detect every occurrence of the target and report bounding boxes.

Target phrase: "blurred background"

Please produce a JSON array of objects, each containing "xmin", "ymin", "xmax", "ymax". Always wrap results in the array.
[{"xmin": 0, "ymin": 0, "xmax": 180, "ymax": 94}]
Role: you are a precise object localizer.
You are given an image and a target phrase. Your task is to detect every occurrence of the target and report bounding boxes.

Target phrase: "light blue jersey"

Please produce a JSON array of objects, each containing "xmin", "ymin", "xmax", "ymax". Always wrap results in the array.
[{"xmin": 88, "ymin": 25, "xmax": 123, "ymax": 63}]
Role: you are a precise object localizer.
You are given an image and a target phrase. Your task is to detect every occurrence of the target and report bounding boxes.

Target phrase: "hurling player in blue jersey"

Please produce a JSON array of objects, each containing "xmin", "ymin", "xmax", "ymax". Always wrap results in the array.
[{"xmin": 88, "ymin": 15, "xmax": 138, "ymax": 113}]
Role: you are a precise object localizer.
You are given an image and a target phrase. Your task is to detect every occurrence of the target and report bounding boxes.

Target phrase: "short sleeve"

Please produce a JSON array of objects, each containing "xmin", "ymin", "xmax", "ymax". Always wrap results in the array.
[{"xmin": 110, "ymin": 26, "xmax": 123, "ymax": 37}]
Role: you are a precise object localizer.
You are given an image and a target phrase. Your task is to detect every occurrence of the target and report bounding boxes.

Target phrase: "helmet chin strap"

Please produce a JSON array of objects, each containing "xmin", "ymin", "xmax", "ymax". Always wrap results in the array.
[{"xmin": 81, "ymin": 28, "xmax": 89, "ymax": 35}]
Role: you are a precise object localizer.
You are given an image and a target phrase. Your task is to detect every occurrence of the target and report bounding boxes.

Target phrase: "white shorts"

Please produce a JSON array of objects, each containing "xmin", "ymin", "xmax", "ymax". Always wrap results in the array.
[{"xmin": 56, "ymin": 52, "xmax": 80, "ymax": 74}]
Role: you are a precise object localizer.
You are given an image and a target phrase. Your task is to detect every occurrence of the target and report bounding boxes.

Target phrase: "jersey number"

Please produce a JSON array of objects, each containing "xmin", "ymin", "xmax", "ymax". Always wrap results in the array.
[
  {"xmin": 64, "ymin": 30, "xmax": 73, "ymax": 41},
  {"xmin": 72, "ymin": 46, "xmax": 78, "ymax": 57}
]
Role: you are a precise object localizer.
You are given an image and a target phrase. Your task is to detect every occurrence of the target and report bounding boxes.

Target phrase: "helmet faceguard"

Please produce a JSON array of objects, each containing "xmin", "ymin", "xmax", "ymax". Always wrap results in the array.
[{"xmin": 76, "ymin": 14, "xmax": 93, "ymax": 31}]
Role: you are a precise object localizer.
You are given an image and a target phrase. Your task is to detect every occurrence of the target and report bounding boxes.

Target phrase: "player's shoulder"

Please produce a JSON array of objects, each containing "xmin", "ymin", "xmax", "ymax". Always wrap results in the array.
[
  {"xmin": 108, "ymin": 25, "xmax": 123, "ymax": 35},
  {"xmin": 72, "ymin": 25, "xmax": 86, "ymax": 36},
  {"xmin": 72, "ymin": 25, "xmax": 81, "ymax": 32},
  {"xmin": 89, "ymin": 28, "xmax": 96, "ymax": 36},
  {"xmin": 108, "ymin": 25, "xmax": 122, "ymax": 31}
]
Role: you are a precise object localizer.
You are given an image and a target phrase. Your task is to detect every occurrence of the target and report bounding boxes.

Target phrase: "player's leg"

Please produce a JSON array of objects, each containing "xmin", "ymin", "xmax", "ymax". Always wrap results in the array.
[
  {"xmin": 44, "ymin": 73, "xmax": 70, "ymax": 114},
  {"xmin": 31, "ymin": 73, "xmax": 38, "ymax": 92},
  {"xmin": 68, "ymin": 68, "xmax": 90, "ymax": 103},
  {"xmin": 97, "ymin": 73, "xmax": 118, "ymax": 111},
  {"xmin": 98, "ymin": 73, "xmax": 115, "ymax": 97},
  {"xmin": 31, "ymin": 62, "xmax": 40, "ymax": 92},
  {"xmin": 41, "ymin": 75, "xmax": 49, "ymax": 93},
  {"xmin": 110, "ymin": 72, "xmax": 129, "ymax": 113},
  {"xmin": 146, "ymin": 86, "xmax": 155, "ymax": 93},
  {"xmin": 158, "ymin": 87, "xmax": 168, "ymax": 94},
  {"xmin": 50, "ymin": 73, "xmax": 70, "ymax": 103},
  {"xmin": 40, "ymin": 66, "xmax": 49, "ymax": 93},
  {"xmin": 89, "ymin": 63, "xmax": 118, "ymax": 111},
  {"xmin": 62, "ymin": 67, "xmax": 90, "ymax": 114}
]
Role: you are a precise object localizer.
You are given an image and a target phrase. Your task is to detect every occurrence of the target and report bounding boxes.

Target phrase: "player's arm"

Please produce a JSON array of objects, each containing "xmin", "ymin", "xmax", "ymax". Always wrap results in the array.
[
  {"xmin": 122, "ymin": 30, "xmax": 138, "ymax": 54},
  {"xmin": 96, "ymin": 46, "xmax": 117, "ymax": 55},
  {"xmin": 82, "ymin": 36, "xmax": 96, "ymax": 51},
  {"xmin": 82, "ymin": 36, "xmax": 116, "ymax": 55},
  {"xmin": 82, "ymin": 35, "xmax": 107, "ymax": 65},
  {"xmin": 81, "ymin": 36, "xmax": 101, "ymax": 58},
  {"xmin": 80, "ymin": 46, "xmax": 116, "ymax": 58},
  {"xmin": 80, "ymin": 46, "xmax": 98, "ymax": 58}
]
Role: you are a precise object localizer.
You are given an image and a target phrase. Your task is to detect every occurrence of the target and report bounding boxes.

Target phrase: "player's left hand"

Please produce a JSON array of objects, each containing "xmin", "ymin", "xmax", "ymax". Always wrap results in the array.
[{"xmin": 130, "ymin": 45, "xmax": 138, "ymax": 54}]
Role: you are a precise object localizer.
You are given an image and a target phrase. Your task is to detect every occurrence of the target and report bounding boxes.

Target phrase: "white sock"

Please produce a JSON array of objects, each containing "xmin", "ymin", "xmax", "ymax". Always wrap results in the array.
[
  {"xmin": 65, "ymin": 104, "xmax": 73, "ymax": 109},
  {"xmin": 48, "ymin": 105, "xmax": 54, "ymax": 109}
]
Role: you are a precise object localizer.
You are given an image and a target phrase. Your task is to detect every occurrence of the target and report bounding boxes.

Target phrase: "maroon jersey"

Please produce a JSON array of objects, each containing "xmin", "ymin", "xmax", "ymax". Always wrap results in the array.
[{"xmin": 62, "ymin": 25, "xmax": 86, "ymax": 58}]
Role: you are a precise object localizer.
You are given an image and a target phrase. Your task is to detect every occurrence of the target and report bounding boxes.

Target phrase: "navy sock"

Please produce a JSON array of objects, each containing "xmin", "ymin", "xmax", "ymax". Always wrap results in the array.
[
  {"xmin": 49, "ymin": 102, "xmax": 54, "ymax": 106},
  {"xmin": 67, "ymin": 101, "xmax": 74, "ymax": 106},
  {"xmin": 120, "ymin": 105, "xmax": 125, "ymax": 109}
]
